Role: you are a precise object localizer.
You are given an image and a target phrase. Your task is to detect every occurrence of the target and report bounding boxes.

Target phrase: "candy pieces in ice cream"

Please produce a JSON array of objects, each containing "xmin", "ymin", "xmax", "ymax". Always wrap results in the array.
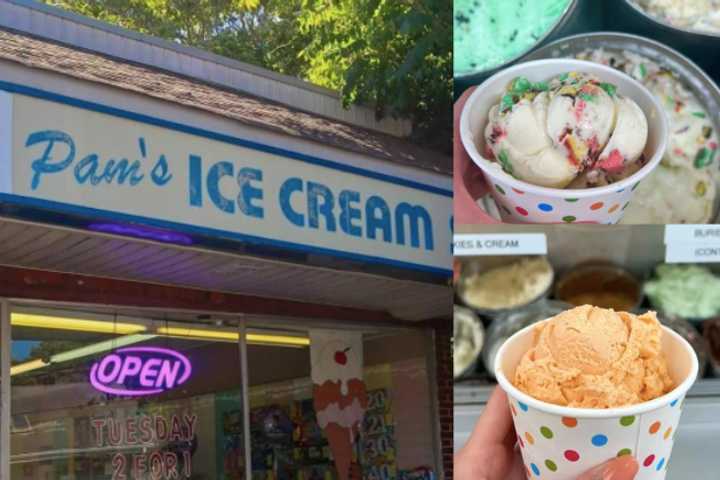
[
  {"xmin": 575, "ymin": 48, "xmax": 719, "ymax": 223},
  {"xmin": 644, "ymin": 264, "xmax": 720, "ymax": 319},
  {"xmin": 484, "ymin": 72, "xmax": 649, "ymax": 188},
  {"xmin": 514, "ymin": 305, "xmax": 674, "ymax": 408}
]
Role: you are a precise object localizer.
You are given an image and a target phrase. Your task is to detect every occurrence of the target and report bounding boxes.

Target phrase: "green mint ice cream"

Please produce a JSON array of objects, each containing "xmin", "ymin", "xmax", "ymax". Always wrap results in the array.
[
  {"xmin": 454, "ymin": 0, "xmax": 573, "ymax": 76},
  {"xmin": 645, "ymin": 264, "xmax": 720, "ymax": 319}
]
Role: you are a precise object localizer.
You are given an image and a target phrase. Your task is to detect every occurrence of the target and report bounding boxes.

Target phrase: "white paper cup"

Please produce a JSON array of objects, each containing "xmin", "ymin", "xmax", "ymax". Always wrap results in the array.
[
  {"xmin": 495, "ymin": 321, "xmax": 698, "ymax": 480},
  {"xmin": 459, "ymin": 59, "xmax": 668, "ymax": 224}
]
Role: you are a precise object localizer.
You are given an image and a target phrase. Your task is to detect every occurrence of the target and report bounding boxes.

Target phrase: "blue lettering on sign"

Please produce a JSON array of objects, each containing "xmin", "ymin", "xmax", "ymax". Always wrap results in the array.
[
  {"xmin": 396, "ymin": 202, "xmax": 434, "ymax": 250},
  {"xmin": 25, "ymin": 131, "xmax": 174, "ymax": 189},
  {"xmin": 207, "ymin": 161, "xmax": 235, "ymax": 214},
  {"xmin": 276, "ymin": 179, "xmax": 434, "ymax": 251},
  {"xmin": 188, "ymin": 154, "xmax": 203, "ymax": 207},
  {"xmin": 308, "ymin": 181, "xmax": 336, "ymax": 232},
  {"xmin": 366, "ymin": 195, "xmax": 392, "ymax": 243},
  {"xmin": 23, "ymin": 131, "xmax": 437, "ymax": 253},
  {"xmin": 237, "ymin": 168, "xmax": 263, "ymax": 219},
  {"xmin": 279, "ymin": 177, "xmax": 305, "ymax": 227},
  {"xmin": 25, "ymin": 130, "xmax": 75, "ymax": 190},
  {"xmin": 339, "ymin": 190, "xmax": 362, "ymax": 237}
]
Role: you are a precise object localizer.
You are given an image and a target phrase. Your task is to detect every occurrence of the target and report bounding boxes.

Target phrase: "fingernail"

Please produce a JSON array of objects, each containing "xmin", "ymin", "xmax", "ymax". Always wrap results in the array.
[{"xmin": 602, "ymin": 456, "xmax": 639, "ymax": 480}]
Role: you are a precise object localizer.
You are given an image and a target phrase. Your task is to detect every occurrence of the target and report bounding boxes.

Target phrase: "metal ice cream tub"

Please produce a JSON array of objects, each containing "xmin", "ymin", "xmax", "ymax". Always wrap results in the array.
[
  {"xmin": 608, "ymin": 0, "xmax": 720, "ymax": 81},
  {"xmin": 524, "ymin": 31, "xmax": 720, "ymax": 222},
  {"xmin": 454, "ymin": 0, "xmax": 582, "ymax": 95}
]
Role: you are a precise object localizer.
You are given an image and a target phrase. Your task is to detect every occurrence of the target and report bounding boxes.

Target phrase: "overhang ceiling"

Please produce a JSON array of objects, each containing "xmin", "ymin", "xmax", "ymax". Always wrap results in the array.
[{"xmin": 0, "ymin": 218, "xmax": 451, "ymax": 321}]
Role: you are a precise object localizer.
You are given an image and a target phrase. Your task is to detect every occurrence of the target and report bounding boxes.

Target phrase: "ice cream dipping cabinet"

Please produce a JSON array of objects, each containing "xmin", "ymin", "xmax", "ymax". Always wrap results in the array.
[{"xmin": 454, "ymin": 225, "xmax": 720, "ymax": 479}]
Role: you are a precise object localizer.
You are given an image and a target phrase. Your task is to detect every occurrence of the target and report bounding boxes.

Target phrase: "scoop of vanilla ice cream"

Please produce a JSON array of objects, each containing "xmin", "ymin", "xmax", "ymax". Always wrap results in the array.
[
  {"xmin": 484, "ymin": 72, "xmax": 649, "ymax": 189},
  {"xmin": 597, "ymin": 97, "xmax": 649, "ymax": 172},
  {"xmin": 486, "ymin": 97, "xmax": 578, "ymax": 188}
]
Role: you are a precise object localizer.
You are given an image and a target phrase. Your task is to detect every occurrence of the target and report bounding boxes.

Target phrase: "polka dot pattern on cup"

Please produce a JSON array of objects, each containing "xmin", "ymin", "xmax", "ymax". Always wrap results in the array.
[
  {"xmin": 649, "ymin": 421, "xmax": 661, "ymax": 434},
  {"xmin": 518, "ymin": 402, "xmax": 528, "ymax": 412},
  {"xmin": 620, "ymin": 416, "xmax": 635, "ymax": 426},
  {"xmin": 590, "ymin": 202, "xmax": 604, "ymax": 210},
  {"xmin": 538, "ymin": 203, "xmax": 553, "ymax": 212},
  {"xmin": 495, "ymin": 184, "xmax": 505, "ymax": 195},
  {"xmin": 562, "ymin": 417, "xmax": 577, "ymax": 428},
  {"xmin": 564, "ymin": 450, "xmax": 580, "ymax": 462},
  {"xmin": 507, "ymin": 392, "xmax": 683, "ymax": 479},
  {"xmin": 591, "ymin": 434, "xmax": 608, "ymax": 447},
  {"xmin": 516, "ymin": 206, "xmax": 528, "ymax": 216}
]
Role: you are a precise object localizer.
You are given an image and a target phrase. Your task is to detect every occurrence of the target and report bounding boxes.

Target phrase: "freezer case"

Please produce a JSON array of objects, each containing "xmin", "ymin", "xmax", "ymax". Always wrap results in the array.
[{"xmin": 454, "ymin": 225, "xmax": 720, "ymax": 478}]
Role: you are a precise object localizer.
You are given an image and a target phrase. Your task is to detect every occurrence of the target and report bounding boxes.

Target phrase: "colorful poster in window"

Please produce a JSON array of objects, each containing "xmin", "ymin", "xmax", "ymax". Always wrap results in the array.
[{"xmin": 309, "ymin": 331, "xmax": 368, "ymax": 480}]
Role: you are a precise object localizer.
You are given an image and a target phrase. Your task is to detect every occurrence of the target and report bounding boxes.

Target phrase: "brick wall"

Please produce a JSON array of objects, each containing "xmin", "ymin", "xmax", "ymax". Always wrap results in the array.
[{"xmin": 431, "ymin": 318, "xmax": 453, "ymax": 479}]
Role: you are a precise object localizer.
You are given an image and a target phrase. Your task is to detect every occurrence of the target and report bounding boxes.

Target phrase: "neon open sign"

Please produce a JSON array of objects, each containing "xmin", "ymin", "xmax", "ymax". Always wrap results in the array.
[{"xmin": 90, "ymin": 347, "xmax": 192, "ymax": 396}]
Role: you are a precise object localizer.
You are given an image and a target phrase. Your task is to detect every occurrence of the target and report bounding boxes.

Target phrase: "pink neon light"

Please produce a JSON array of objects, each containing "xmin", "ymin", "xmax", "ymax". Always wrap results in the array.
[{"xmin": 89, "ymin": 347, "xmax": 192, "ymax": 396}]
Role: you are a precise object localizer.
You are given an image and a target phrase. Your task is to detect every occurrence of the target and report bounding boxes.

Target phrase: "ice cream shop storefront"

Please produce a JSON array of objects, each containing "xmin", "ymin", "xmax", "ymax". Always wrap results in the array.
[{"xmin": 0, "ymin": 10, "xmax": 452, "ymax": 480}]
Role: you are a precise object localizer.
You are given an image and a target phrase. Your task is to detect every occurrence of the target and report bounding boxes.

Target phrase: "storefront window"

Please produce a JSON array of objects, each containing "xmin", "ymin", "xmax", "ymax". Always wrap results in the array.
[
  {"xmin": 246, "ymin": 328, "xmax": 438, "ymax": 480},
  {"xmin": 10, "ymin": 309, "xmax": 246, "ymax": 480}
]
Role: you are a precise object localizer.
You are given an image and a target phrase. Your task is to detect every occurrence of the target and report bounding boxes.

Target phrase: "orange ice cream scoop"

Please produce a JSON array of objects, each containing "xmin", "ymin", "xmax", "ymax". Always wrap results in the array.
[{"xmin": 514, "ymin": 305, "xmax": 674, "ymax": 408}]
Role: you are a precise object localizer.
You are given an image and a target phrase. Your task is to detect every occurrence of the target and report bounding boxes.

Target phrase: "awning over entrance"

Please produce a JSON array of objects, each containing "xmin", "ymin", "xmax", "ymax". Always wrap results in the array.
[{"xmin": 0, "ymin": 218, "xmax": 450, "ymax": 321}]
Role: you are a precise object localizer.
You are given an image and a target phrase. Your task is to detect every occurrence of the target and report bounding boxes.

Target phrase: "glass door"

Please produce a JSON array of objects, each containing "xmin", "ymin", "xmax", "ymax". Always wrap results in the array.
[{"xmin": 9, "ymin": 307, "xmax": 247, "ymax": 480}]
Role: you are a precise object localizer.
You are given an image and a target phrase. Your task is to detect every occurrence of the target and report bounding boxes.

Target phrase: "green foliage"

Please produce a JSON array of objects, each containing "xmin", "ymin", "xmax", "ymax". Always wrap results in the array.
[
  {"xmin": 298, "ymin": 0, "xmax": 452, "ymax": 147},
  {"xmin": 43, "ymin": 0, "xmax": 451, "ymax": 149}
]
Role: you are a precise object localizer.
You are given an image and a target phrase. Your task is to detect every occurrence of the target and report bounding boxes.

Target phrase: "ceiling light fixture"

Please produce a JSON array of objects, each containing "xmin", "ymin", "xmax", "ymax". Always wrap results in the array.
[{"xmin": 11, "ymin": 313, "xmax": 146, "ymax": 335}]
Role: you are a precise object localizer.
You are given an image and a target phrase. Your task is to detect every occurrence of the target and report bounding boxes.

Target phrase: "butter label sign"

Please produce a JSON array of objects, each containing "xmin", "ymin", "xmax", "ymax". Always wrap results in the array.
[
  {"xmin": 664, "ymin": 225, "xmax": 720, "ymax": 245},
  {"xmin": 453, "ymin": 233, "xmax": 547, "ymax": 256},
  {"xmin": 665, "ymin": 243, "xmax": 720, "ymax": 263},
  {"xmin": 0, "ymin": 91, "xmax": 452, "ymax": 274}
]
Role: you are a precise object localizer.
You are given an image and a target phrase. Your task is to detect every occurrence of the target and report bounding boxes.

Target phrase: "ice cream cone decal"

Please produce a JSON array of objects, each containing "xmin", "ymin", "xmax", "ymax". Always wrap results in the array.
[{"xmin": 310, "ymin": 331, "xmax": 368, "ymax": 480}]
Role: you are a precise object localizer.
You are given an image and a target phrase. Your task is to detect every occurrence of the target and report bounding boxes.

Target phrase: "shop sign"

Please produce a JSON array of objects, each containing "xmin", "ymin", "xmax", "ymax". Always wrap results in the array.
[
  {"xmin": 0, "ymin": 88, "xmax": 452, "ymax": 275},
  {"xmin": 92, "ymin": 413, "xmax": 197, "ymax": 479},
  {"xmin": 90, "ymin": 347, "xmax": 192, "ymax": 396},
  {"xmin": 453, "ymin": 233, "xmax": 548, "ymax": 256},
  {"xmin": 664, "ymin": 225, "xmax": 720, "ymax": 263}
]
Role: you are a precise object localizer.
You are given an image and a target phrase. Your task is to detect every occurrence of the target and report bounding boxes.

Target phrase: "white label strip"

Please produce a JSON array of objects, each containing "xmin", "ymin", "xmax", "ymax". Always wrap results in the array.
[
  {"xmin": 453, "ymin": 233, "xmax": 547, "ymax": 256},
  {"xmin": 665, "ymin": 243, "xmax": 720, "ymax": 263},
  {"xmin": 664, "ymin": 225, "xmax": 720, "ymax": 245}
]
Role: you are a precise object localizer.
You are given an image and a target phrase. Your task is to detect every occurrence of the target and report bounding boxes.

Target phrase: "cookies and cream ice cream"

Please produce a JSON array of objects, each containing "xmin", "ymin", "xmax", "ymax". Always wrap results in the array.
[
  {"xmin": 514, "ymin": 305, "xmax": 674, "ymax": 408},
  {"xmin": 576, "ymin": 48, "xmax": 719, "ymax": 223},
  {"xmin": 633, "ymin": 0, "xmax": 720, "ymax": 35},
  {"xmin": 461, "ymin": 257, "xmax": 553, "ymax": 310},
  {"xmin": 484, "ymin": 72, "xmax": 649, "ymax": 188}
]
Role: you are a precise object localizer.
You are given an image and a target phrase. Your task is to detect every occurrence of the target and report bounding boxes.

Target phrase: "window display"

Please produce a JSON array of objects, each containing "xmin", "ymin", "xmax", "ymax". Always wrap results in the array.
[
  {"xmin": 2, "ymin": 307, "xmax": 439, "ymax": 480},
  {"xmin": 10, "ymin": 312, "xmax": 245, "ymax": 479}
]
